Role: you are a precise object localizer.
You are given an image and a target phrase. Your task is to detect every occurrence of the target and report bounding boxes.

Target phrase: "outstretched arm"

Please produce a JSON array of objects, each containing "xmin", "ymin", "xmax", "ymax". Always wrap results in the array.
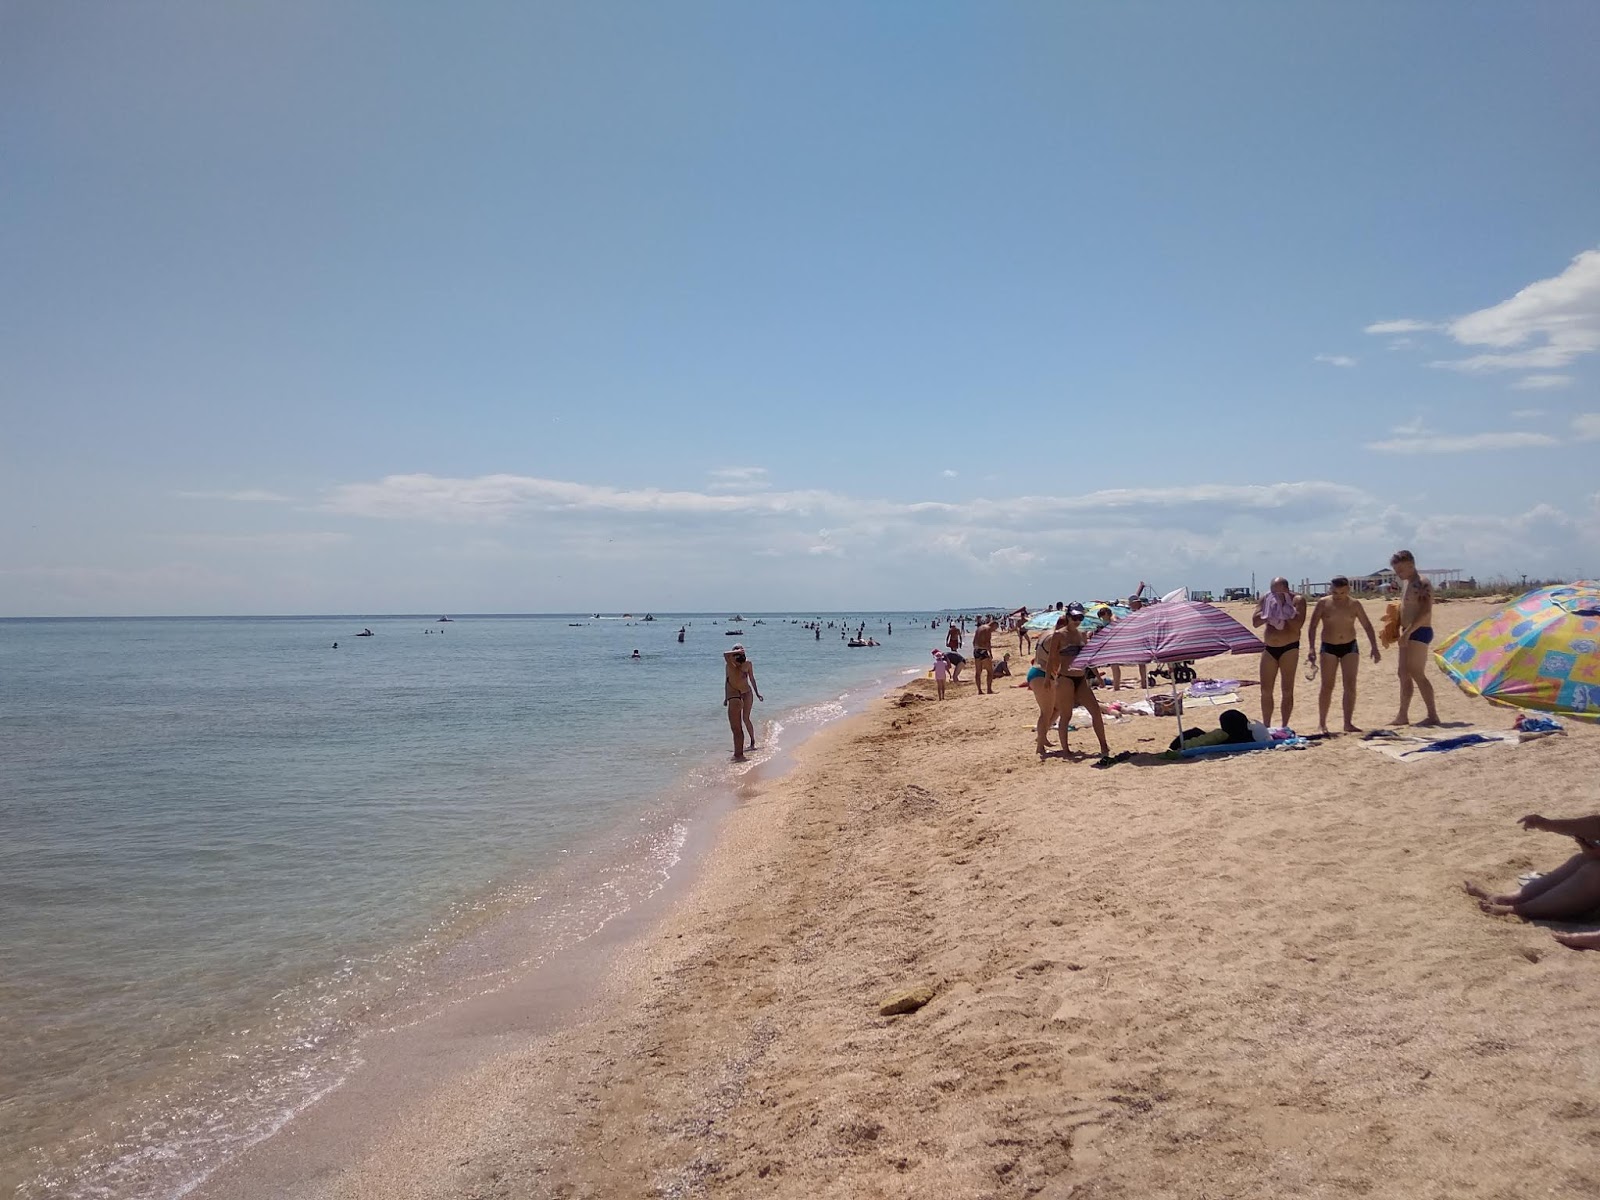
[{"xmin": 1521, "ymin": 814, "xmax": 1600, "ymax": 841}]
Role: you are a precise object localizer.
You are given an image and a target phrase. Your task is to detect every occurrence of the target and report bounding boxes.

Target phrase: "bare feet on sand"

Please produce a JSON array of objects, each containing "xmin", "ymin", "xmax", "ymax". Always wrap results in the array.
[
  {"xmin": 1464, "ymin": 880, "xmax": 1516, "ymax": 904},
  {"xmin": 1344, "ymin": 722, "xmax": 1362, "ymax": 733},
  {"xmin": 1414, "ymin": 717, "xmax": 1443, "ymax": 727},
  {"xmin": 1478, "ymin": 900, "xmax": 1517, "ymax": 916},
  {"xmin": 1553, "ymin": 931, "xmax": 1600, "ymax": 951}
]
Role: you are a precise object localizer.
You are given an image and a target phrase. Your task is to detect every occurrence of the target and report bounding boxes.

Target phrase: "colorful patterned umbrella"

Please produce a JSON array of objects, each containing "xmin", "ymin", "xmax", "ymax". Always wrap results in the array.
[
  {"xmin": 1077, "ymin": 600, "xmax": 1263, "ymax": 668},
  {"xmin": 1025, "ymin": 609, "xmax": 1104, "ymax": 633},
  {"xmin": 1434, "ymin": 583, "xmax": 1600, "ymax": 720}
]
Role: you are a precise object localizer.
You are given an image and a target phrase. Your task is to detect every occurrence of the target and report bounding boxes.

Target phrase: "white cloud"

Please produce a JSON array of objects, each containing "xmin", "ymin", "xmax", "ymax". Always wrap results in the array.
[
  {"xmin": 707, "ymin": 466, "xmax": 770, "ymax": 491},
  {"xmin": 988, "ymin": 546, "xmax": 1039, "ymax": 569},
  {"xmin": 1428, "ymin": 248, "xmax": 1600, "ymax": 373},
  {"xmin": 1511, "ymin": 374, "xmax": 1574, "ymax": 391},
  {"xmin": 1364, "ymin": 319, "xmax": 1442, "ymax": 335},
  {"xmin": 1573, "ymin": 414, "xmax": 1600, "ymax": 442},
  {"xmin": 160, "ymin": 532, "xmax": 351, "ymax": 550},
  {"xmin": 1366, "ymin": 430, "xmax": 1559, "ymax": 455},
  {"xmin": 175, "ymin": 489, "xmax": 293, "ymax": 503},
  {"xmin": 318, "ymin": 473, "xmax": 1371, "ymax": 530},
  {"xmin": 1313, "ymin": 354, "xmax": 1357, "ymax": 368},
  {"xmin": 942, "ymin": 469, "xmax": 959, "ymax": 477},
  {"xmin": 1511, "ymin": 408, "xmax": 1546, "ymax": 420},
  {"xmin": 322, "ymin": 473, "xmax": 841, "ymax": 522},
  {"xmin": 1390, "ymin": 415, "xmax": 1426, "ymax": 437},
  {"xmin": 1387, "ymin": 337, "xmax": 1416, "ymax": 350}
]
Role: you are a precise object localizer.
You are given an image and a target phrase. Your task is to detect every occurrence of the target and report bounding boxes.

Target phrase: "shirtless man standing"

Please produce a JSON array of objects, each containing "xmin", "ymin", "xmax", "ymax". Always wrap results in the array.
[
  {"xmin": 1251, "ymin": 576, "xmax": 1306, "ymax": 727},
  {"xmin": 1304, "ymin": 576, "xmax": 1380, "ymax": 734},
  {"xmin": 723, "ymin": 645, "xmax": 763, "ymax": 760},
  {"xmin": 972, "ymin": 616, "xmax": 996, "ymax": 694},
  {"xmin": 1390, "ymin": 549, "xmax": 1441, "ymax": 726}
]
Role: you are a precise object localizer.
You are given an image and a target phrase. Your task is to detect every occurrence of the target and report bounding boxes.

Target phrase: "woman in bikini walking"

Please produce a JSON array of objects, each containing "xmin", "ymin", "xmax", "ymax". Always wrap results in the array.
[{"xmin": 1040, "ymin": 605, "xmax": 1112, "ymax": 762}]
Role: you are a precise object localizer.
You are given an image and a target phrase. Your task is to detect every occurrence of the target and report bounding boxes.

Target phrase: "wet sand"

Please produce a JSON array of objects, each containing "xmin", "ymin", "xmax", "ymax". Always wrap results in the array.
[{"xmin": 207, "ymin": 599, "xmax": 1600, "ymax": 1199}]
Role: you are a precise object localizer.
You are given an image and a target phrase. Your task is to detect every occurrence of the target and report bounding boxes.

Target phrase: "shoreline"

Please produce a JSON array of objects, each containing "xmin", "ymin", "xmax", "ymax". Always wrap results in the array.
[
  {"xmin": 158, "ymin": 661, "xmax": 922, "ymax": 1200},
  {"xmin": 231, "ymin": 598, "xmax": 1600, "ymax": 1199}
]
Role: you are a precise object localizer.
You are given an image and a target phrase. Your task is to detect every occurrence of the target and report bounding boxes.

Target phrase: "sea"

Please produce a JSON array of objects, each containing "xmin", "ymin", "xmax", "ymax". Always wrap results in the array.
[{"xmin": 0, "ymin": 611, "xmax": 942, "ymax": 1199}]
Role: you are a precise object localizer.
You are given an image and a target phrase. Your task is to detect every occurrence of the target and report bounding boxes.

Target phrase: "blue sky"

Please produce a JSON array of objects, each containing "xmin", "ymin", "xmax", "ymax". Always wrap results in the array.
[{"xmin": 3, "ymin": 1, "xmax": 1597, "ymax": 614}]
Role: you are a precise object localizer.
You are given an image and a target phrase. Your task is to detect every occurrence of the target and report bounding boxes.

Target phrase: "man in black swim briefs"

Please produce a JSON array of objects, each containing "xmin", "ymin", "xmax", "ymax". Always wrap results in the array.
[
  {"xmin": 1251, "ymin": 576, "xmax": 1306, "ymax": 727},
  {"xmin": 1304, "ymin": 575, "xmax": 1381, "ymax": 734},
  {"xmin": 1390, "ymin": 549, "xmax": 1441, "ymax": 726}
]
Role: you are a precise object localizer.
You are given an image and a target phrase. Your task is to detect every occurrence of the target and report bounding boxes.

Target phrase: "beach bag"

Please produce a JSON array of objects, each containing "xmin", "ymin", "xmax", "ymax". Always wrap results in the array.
[{"xmin": 1152, "ymin": 693, "xmax": 1183, "ymax": 717}]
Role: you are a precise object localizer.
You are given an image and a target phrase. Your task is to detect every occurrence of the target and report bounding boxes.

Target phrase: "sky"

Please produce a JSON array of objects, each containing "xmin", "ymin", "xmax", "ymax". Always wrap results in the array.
[{"xmin": 3, "ymin": 1, "xmax": 1598, "ymax": 615}]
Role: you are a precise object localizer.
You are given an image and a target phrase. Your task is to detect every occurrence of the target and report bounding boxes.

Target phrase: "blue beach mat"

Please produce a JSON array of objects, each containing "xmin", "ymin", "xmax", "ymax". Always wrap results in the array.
[{"xmin": 1180, "ymin": 737, "xmax": 1308, "ymax": 758}]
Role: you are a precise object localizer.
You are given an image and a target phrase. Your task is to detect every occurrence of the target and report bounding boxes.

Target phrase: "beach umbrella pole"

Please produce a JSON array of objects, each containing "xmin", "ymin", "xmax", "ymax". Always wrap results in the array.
[{"xmin": 1172, "ymin": 675, "xmax": 1184, "ymax": 751}]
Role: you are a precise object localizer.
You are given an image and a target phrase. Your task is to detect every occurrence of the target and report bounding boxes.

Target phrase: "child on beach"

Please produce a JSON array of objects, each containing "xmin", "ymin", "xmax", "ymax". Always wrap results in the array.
[{"xmin": 931, "ymin": 650, "xmax": 949, "ymax": 700}]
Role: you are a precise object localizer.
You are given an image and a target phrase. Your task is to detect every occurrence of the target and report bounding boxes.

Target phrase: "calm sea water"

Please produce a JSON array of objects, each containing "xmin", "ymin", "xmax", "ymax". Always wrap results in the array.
[{"xmin": 0, "ymin": 612, "xmax": 939, "ymax": 1199}]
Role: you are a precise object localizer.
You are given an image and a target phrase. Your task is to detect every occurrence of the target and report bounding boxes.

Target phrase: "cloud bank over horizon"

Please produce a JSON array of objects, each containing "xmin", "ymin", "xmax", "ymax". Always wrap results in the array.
[{"xmin": 7, "ymin": 468, "xmax": 1597, "ymax": 615}]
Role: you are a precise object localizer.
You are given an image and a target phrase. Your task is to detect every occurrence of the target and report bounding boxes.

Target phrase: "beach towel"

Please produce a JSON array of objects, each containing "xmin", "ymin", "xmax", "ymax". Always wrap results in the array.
[
  {"xmin": 1261, "ymin": 592, "xmax": 1298, "ymax": 630},
  {"xmin": 1182, "ymin": 691, "xmax": 1241, "ymax": 708},
  {"xmin": 1357, "ymin": 728, "xmax": 1518, "ymax": 761}
]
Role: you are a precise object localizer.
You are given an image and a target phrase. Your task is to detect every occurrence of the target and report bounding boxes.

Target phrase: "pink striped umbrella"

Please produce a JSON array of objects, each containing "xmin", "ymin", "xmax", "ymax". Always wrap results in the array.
[
  {"xmin": 1077, "ymin": 600, "xmax": 1264, "ymax": 752},
  {"xmin": 1077, "ymin": 600, "xmax": 1263, "ymax": 668}
]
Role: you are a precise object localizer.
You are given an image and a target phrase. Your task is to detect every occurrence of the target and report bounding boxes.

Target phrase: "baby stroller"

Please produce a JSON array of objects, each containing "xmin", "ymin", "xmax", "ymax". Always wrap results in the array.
[{"xmin": 1149, "ymin": 660, "xmax": 1198, "ymax": 685}]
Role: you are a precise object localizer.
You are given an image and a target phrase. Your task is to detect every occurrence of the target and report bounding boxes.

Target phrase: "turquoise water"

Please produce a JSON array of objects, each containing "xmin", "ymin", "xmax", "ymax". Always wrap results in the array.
[{"xmin": 0, "ymin": 612, "xmax": 936, "ymax": 1199}]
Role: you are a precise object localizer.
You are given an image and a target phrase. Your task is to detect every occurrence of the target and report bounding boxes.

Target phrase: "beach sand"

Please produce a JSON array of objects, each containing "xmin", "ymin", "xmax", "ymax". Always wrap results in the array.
[{"xmin": 207, "ymin": 599, "xmax": 1600, "ymax": 1199}]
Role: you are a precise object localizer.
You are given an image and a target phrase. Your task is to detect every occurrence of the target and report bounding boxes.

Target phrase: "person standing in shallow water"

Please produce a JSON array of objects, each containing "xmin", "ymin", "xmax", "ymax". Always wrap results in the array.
[
  {"xmin": 1252, "ymin": 577, "xmax": 1305, "ymax": 727},
  {"xmin": 723, "ymin": 645, "xmax": 763, "ymax": 760}
]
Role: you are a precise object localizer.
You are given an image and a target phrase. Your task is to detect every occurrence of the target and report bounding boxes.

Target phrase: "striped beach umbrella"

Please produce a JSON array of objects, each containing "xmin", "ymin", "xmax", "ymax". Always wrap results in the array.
[
  {"xmin": 1076, "ymin": 600, "xmax": 1263, "ymax": 751},
  {"xmin": 1076, "ymin": 599, "xmax": 1263, "ymax": 669}
]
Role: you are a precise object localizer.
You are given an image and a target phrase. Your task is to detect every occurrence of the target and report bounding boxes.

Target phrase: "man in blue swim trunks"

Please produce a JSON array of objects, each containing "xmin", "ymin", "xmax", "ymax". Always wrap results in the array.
[{"xmin": 1390, "ymin": 549, "xmax": 1441, "ymax": 726}]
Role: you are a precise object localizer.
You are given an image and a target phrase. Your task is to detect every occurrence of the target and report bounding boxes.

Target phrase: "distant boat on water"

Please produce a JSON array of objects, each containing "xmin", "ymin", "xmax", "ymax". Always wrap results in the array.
[
  {"xmin": 725, "ymin": 630, "xmax": 744, "ymax": 636},
  {"xmin": 436, "ymin": 616, "xmax": 453, "ymax": 622},
  {"xmin": 642, "ymin": 613, "xmax": 655, "ymax": 621}
]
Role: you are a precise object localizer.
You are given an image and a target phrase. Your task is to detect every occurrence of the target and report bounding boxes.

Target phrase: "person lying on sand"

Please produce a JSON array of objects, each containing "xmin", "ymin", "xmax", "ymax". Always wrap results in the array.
[{"xmin": 1465, "ymin": 813, "xmax": 1600, "ymax": 949}]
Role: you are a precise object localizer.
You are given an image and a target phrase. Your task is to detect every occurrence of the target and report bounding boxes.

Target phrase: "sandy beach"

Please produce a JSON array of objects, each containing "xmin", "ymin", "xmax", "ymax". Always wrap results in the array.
[{"xmin": 205, "ymin": 598, "xmax": 1600, "ymax": 1200}]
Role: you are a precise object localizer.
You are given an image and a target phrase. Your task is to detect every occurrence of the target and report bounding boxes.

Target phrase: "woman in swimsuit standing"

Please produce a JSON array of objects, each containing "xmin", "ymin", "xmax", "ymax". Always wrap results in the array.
[
  {"xmin": 1028, "ymin": 616, "xmax": 1065, "ymax": 757},
  {"xmin": 1041, "ymin": 605, "xmax": 1113, "ymax": 762},
  {"xmin": 1251, "ymin": 577, "xmax": 1305, "ymax": 728}
]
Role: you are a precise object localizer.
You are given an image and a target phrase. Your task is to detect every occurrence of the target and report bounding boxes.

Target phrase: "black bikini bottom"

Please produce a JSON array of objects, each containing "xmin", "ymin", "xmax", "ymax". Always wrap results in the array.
[
  {"xmin": 1265, "ymin": 642, "xmax": 1299, "ymax": 661},
  {"xmin": 1321, "ymin": 641, "xmax": 1358, "ymax": 658}
]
